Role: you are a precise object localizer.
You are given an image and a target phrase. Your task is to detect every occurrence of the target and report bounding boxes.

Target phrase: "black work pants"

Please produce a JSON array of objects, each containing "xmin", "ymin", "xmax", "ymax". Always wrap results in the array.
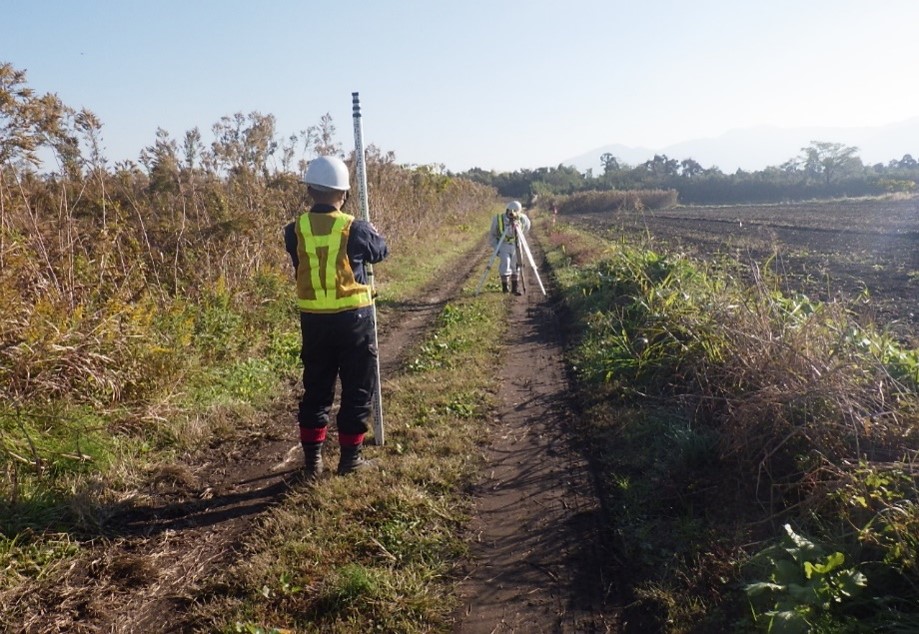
[{"xmin": 298, "ymin": 307, "xmax": 377, "ymax": 438}]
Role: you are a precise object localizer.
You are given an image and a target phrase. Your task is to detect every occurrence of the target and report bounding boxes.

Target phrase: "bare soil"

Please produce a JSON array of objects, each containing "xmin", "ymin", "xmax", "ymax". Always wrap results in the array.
[{"xmin": 5, "ymin": 230, "xmax": 619, "ymax": 633}]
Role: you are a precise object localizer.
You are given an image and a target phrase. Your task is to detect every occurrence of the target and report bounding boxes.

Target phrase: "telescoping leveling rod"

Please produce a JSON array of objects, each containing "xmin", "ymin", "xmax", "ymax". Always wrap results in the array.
[{"xmin": 352, "ymin": 92, "xmax": 385, "ymax": 446}]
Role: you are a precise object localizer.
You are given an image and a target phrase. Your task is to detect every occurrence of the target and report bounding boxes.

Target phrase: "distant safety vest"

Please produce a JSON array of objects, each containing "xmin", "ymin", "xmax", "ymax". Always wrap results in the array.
[
  {"xmin": 496, "ymin": 213, "xmax": 517, "ymax": 243},
  {"xmin": 295, "ymin": 210, "xmax": 373, "ymax": 313}
]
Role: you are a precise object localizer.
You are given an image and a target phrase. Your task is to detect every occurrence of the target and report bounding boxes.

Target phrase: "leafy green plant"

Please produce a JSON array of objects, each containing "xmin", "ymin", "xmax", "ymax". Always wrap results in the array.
[
  {"xmin": 407, "ymin": 336, "xmax": 453, "ymax": 373},
  {"xmin": 842, "ymin": 325, "xmax": 919, "ymax": 388},
  {"xmin": 565, "ymin": 244, "xmax": 725, "ymax": 397},
  {"xmin": 836, "ymin": 464, "xmax": 919, "ymax": 573},
  {"xmin": 745, "ymin": 524, "xmax": 867, "ymax": 633},
  {"xmin": 406, "ymin": 302, "xmax": 480, "ymax": 373}
]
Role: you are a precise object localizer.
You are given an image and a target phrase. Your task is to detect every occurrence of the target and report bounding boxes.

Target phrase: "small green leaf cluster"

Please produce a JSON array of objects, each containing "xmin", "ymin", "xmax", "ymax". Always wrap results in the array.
[
  {"xmin": 745, "ymin": 524, "xmax": 867, "ymax": 633},
  {"xmin": 835, "ymin": 463, "xmax": 919, "ymax": 577},
  {"xmin": 842, "ymin": 325, "xmax": 919, "ymax": 388},
  {"xmin": 407, "ymin": 336, "xmax": 454, "ymax": 373}
]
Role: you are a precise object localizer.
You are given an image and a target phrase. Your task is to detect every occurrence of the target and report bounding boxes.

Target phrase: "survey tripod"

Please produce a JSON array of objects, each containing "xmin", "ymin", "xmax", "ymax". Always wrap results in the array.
[{"xmin": 475, "ymin": 212, "xmax": 546, "ymax": 296}]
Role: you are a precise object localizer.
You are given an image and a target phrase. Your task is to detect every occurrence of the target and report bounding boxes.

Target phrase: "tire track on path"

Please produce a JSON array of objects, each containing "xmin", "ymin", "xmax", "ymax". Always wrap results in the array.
[{"xmin": 453, "ymin": 229, "xmax": 619, "ymax": 633}]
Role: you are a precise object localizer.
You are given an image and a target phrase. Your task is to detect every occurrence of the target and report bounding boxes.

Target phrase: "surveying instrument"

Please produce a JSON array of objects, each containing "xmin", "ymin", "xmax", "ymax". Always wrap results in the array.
[{"xmin": 475, "ymin": 206, "xmax": 546, "ymax": 296}]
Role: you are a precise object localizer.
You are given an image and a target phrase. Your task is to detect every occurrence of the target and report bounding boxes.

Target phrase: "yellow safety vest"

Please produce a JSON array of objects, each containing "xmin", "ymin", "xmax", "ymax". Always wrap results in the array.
[
  {"xmin": 295, "ymin": 210, "xmax": 373, "ymax": 313},
  {"xmin": 496, "ymin": 213, "xmax": 517, "ymax": 243}
]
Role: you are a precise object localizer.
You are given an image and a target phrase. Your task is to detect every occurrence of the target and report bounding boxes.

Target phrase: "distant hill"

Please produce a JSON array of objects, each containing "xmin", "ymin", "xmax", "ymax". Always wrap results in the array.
[{"xmin": 564, "ymin": 118, "xmax": 919, "ymax": 174}]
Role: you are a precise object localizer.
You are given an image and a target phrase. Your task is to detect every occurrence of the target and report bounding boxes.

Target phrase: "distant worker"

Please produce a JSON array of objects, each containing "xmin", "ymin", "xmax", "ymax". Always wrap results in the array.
[
  {"xmin": 284, "ymin": 156, "xmax": 389, "ymax": 479},
  {"xmin": 489, "ymin": 200, "xmax": 531, "ymax": 295}
]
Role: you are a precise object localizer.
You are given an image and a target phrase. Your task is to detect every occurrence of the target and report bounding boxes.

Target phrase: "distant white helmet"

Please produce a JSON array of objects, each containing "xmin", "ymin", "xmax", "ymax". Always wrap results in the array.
[
  {"xmin": 302, "ymin": 156, "xmax": 350, "ymax": 191},
  {"xmin": 506, "ymin": 201, "xmax": 522, "ymax": 214}
]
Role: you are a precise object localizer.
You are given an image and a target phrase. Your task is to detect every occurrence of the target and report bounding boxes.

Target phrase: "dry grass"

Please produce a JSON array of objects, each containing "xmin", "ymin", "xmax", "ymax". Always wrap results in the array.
[{"xmin": 691, "ymin": 266, "xmax": 919, "ymax": 514}]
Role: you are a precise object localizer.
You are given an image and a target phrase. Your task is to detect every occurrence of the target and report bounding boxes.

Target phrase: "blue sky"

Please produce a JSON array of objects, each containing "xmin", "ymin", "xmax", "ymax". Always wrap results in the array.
[{"xmin": 4, "ymin": 0, "xmax": 919, "ymax": 172}]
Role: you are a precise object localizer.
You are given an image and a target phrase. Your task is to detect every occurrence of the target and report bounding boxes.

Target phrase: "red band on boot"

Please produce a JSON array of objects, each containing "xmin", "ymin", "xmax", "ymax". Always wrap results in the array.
[
  {"xmin": 300, "ymin": 427, "xmax": 327, "ymax": 443},
  {"xmin": 339, "ymin": 433, "xmax": 365, "ymax": 448}
]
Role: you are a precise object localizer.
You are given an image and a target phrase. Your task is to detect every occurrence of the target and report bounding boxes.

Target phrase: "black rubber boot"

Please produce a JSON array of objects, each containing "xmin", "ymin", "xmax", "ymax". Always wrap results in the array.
[
  {"xmin": 337, "ymin": 444, "xmax": 375, "ymax": 475},
  {"xmin": 301, "ymin": 442, "xmax": 324, "ymax": 479},
  {"xmin": 500, "ymin": 277, "xmax": 509, "ymax": 293},
  {"xmin": 511, "ymin": 278, "xmax": 521, "ymax": 295}
]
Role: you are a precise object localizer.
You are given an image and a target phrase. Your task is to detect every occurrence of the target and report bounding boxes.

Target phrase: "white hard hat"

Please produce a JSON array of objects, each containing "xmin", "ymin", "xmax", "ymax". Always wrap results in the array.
[
  {"xmin": 506, "ymin": 201, "xmax": 522, "ymax": 213},
  {"xmin": 302, "ymin": 156, "xmax": 351, "ymax": 191}
]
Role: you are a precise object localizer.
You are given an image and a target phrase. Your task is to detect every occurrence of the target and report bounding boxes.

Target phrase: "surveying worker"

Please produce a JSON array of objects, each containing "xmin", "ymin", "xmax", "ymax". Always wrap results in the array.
[
  {"xmin": 283, "ymin": 155, "xmax": 389, "ymax": 478},
  {"xmin": 489, "ymin": 200, "xmax": 531, "ymax": 295}
]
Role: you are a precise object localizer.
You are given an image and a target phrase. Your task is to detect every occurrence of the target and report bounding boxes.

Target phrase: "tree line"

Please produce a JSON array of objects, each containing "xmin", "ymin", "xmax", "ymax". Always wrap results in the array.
[{"xmin": 458, "ymin": 141, "xmax": 919, "ymax": 205}]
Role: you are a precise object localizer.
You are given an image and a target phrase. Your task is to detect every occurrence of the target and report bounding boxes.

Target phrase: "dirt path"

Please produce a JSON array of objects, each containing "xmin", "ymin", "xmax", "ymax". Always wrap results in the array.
[{"xmin": 453, "ymin": 238, "xmax": 619, "ymax": 633}]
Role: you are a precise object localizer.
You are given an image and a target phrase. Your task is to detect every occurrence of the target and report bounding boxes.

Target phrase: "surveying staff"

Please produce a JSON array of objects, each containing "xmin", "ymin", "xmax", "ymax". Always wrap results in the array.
[
  {"xmin": 489, "ymin": 200, "xmax": 531, "ymax": 295},
  {"xmin": 283, "ymin": 155, "xmax": 389, "ymax": 478}
]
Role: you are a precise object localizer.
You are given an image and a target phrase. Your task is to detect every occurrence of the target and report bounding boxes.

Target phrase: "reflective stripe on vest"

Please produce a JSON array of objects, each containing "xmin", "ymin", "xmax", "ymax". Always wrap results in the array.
[
  {"xmin": 497, "ymin": 214, "xmax": 516, "ymax": 243},
  {"xmin": 296, "ymin": 211, "xmax": 373, "ymax": 313}
]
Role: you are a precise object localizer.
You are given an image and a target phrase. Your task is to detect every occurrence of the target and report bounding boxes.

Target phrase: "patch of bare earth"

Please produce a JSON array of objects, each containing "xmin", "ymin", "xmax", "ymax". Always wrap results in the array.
[{"xmin": 453, "ymin": 236, "xmax": 620, "ymax": 633}]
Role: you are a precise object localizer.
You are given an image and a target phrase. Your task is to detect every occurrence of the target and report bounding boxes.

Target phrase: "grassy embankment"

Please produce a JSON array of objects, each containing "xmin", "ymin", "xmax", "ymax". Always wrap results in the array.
[{"xmin": 537, "ymin": 213, "xmax": 919, "ymax": 632}]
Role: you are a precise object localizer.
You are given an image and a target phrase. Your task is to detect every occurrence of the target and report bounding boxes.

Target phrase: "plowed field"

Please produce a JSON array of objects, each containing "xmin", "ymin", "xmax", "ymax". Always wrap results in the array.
[{"xmin": 568, "ymin": 198, "xmax": 919, "ymax": 344}]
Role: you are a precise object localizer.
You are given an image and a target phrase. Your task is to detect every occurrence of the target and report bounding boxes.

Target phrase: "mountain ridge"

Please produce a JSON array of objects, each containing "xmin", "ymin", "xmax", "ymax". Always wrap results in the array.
[{"xmin": 563, "ymin": 118, "xmax": 919, "ymax": 174}]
